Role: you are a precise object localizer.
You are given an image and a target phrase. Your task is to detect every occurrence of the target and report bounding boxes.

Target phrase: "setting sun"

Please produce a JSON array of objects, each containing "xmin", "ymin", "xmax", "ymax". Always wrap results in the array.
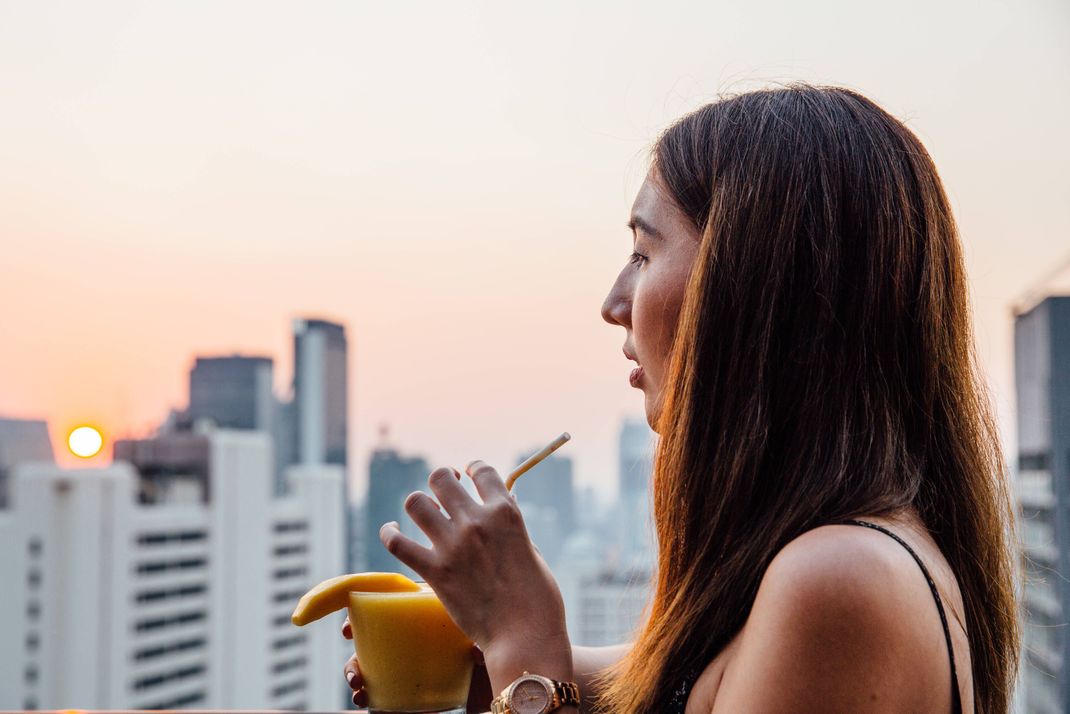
[{"xmin": 68, "ymin": 426, "xmax": 104, "ymax": 459}]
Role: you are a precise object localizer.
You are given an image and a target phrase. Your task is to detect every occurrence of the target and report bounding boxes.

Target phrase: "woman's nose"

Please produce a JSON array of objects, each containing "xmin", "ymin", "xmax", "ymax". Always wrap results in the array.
[{"xmin": 601, "ymin": 271, "xmax": 632, "ymax": 328}]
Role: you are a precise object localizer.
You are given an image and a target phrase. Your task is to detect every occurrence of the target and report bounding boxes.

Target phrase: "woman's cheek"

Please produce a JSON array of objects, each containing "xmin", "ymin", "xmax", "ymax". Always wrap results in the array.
[{"xmin": 632, "ymin": 283, "xmax": 663, "ymax": 389}]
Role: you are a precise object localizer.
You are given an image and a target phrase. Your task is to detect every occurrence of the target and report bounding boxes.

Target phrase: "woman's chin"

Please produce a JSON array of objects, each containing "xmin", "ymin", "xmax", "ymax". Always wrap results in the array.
[{"xmin": 643, "ymin": 390, "xmax": 663, "ymax": 434}]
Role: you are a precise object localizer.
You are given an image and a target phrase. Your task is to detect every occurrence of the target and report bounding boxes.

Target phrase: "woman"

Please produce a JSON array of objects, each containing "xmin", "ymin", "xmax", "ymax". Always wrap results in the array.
[{"xmin": 344, "ymin": 84, "xmax": 1019, "ymax": 713}]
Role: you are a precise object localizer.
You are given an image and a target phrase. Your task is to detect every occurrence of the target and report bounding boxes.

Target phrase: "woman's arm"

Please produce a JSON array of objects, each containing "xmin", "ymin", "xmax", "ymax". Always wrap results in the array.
[{"xmin": 573, "ymin": 644, "xmax": 630, "ymax": 711}]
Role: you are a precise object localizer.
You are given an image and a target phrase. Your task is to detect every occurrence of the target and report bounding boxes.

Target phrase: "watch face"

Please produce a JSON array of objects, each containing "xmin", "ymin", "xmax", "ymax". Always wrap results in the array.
[{"xmin": 509, "ymin": 678, "xmax": 551, "ymax": 714}]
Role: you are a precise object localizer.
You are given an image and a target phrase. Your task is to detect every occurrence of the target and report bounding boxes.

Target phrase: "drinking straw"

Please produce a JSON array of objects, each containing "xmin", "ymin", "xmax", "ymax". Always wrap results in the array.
[{"xmin": 505, "ymin": 432, "xmax": 571, "ymax": 491}]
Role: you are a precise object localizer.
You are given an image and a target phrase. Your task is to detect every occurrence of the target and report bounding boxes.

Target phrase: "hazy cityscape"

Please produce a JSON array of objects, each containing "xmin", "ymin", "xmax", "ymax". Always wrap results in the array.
[
  {"xmin": 0, "ymin": 315, "xmax": 659, "ymax": 709},
  {"xmin": 1, "ymin": 2, "xmax": 1067, "ymax": 712},
  {"xmin": 1, "ymin": 294, "xmax": 1069, "ymax": 711}
]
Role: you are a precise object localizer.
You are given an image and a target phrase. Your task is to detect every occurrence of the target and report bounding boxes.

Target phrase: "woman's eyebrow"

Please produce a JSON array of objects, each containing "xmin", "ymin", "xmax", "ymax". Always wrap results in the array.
[{"xmin": 626, "ymin": 215, "xmax": 664, "ymax": 240}]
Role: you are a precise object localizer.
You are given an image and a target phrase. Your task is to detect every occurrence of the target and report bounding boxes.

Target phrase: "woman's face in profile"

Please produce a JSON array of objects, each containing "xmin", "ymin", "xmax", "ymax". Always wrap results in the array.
[{"xmin": 602, "ymin": 168, "xmax": 701, "ymax": 429}]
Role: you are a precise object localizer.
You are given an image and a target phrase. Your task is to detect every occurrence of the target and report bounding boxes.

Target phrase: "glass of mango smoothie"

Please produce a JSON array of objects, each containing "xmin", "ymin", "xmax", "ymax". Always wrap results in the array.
[{"xmin": 348, "ymin": 583, "xmax": 474, "ymax": 713}]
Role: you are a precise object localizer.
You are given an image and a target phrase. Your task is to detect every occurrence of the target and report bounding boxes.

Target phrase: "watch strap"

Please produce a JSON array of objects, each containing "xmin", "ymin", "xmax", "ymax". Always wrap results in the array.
[{"xmin": 553, "ymin": 679, "xmax": 581, "ymax": 708}]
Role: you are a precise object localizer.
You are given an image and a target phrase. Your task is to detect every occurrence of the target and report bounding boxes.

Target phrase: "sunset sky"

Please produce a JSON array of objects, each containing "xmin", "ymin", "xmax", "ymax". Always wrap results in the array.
[{"xmin": 2, "ymin": 0, "xmax": 1068, "ymax": 499}]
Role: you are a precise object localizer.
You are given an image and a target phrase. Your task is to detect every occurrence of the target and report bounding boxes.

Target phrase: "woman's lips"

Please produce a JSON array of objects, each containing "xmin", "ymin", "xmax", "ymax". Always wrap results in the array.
[{"xmin": 629, "ymin": 366, "xmax": 644, "ymax": 388}]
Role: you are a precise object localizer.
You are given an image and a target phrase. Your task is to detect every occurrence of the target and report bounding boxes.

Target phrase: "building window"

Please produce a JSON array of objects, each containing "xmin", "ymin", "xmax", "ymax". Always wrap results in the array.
[
  {"xmin": 273, "ymin": 521, "xmax": 308, "ymax": 534},
  {"xmin": 25, "ymin": 632, "xmax": 39, "ymax": 652},
  {"xmin": 272, "ymin": 633, "xmax": 306, "ymax": 651},
  {"xmin": 23, "ymin": 699, "xmax": 36, "ymax": 711},
  {"xmin": 137, "ymin": 530, "xmax": 208, "ymax": 546},
  {"xmin": 134, "ymin": 610, "xmax": 206, "ymax": 633},
  {"xmin": 135, "ymin": 583, "xmax": 207, "ymax": 604},
  {"xmin": 134, "ymin": 636, "xmax": 207, "ymax": 661},
  {"xmin": 272, "ymin": 566, "xmax": 308, "ymax": 580},
  {"xmin": 273, "ymin": 543, "xmax": 308, "ymax": 557},
  {"xmin": 27, "ymin": 601, "xmax": 40, "ymax": 619},
  {"xmin": 272, "ymin": 589, "xmax": 307, "ymax": 604},
  {"xmin": 1019, "ymin": 451, "xmax": 1051, "ymax": 471},
  {"xmin": 28, "ymin": 538, "xmax": 42, "ymax": 557},
  {"xmin": 271, "ymin": 679, "xmax": 307, "ymax": 698},
  {"xmin": 28, "ymin": 569, "xmax": 42, "ymax": 588},
  {"xmin": 133, "ymin": 664, "xmax": 206, "ymax": 691},
  {"xmin": 272, "ymin": 656, "xmax": 308, "ymax": 675},
  {"xmin": 142, "ymin": 691, "xmax": 206, "ymax": 709},
  {"xmin": 24, "ymin": 664, "xmax": 38, "ymax": 684},
  {"xmin": 168, "ymin": 692, "xmax": 206, "ymax": 708},
  {"xmin": 135, "ymin": 557, "xmax": 207, "ymax": 574}
]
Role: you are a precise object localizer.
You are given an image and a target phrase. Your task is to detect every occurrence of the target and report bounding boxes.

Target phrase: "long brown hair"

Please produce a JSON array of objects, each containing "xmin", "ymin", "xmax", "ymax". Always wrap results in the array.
[{"xmin": 598, "ymin": 85, "xmax": 1018, "ymax": 713}]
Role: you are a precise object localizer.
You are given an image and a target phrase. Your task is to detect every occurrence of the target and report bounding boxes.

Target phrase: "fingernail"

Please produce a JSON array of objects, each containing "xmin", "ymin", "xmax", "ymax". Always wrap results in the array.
[
  {"xmin": 452, "ymin": 468, "xmax": 461, "ymax": 480},
  {"xmin": 346, "ymin": 671, "xmax": 357, "ymax": 686},
  {"xmin": 352, "ymin": 691, "xmax": 360, "ymax": 706}
]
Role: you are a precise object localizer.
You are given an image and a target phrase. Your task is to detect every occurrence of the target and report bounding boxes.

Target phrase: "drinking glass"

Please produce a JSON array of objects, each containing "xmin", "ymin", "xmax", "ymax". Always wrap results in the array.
[{"xmin": 348, "ymin": 583, "xmax": 474, "ymax": 713}]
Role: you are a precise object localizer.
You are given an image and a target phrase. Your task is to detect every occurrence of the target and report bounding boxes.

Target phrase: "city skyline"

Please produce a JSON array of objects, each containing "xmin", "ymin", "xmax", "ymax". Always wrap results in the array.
[
  {"xmin": 2, "ymin": 0, "xmax": 1068, "ymax": 499},
  {"xmin": 0, "ymin": 426, "xmax": 347, "ymax": 710}
]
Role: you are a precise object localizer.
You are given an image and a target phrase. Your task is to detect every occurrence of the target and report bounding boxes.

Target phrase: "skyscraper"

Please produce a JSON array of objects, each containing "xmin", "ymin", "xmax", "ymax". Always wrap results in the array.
[
  {"xmin": 1014, "ymin": 295, "xmax": 1070, "ymax": 714},
  {"xmin": 291, "ymin": 318, "xmax": 351, "ymax": 568},
  {"xmin": 187, "ymin": 356, "xmax": 274, "ymax": 432},
  {"xmin": 512, "ymin": 451, "xmax": 574, "ymax": 566},
  {"xmin": 618, "ymin": 417, "xmax": 654, "ymax": 501},
  {"xmin": 0, "ymin": 417, "xmax": 54, "ymax": 508},
  {"xmin": 272, "ymin": 397, "xmax": 297, "ymax": 497},
  {"xmin": 617, "ymin": 418, "xmax": 655, "ymax": 566},
  {"xmin": 365, "ymin": 446, "xmax": 428, "ymax": 577},
  {"xmin": 292, "ymin": 319, "xmax": 348, "ymax": 469}
]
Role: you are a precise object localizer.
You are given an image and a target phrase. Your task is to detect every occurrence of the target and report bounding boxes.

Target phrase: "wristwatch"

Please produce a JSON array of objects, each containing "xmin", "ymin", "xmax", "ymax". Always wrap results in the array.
[{"xmin": 490, "ymin": 672, "xmax": 581, "ymax": 714}]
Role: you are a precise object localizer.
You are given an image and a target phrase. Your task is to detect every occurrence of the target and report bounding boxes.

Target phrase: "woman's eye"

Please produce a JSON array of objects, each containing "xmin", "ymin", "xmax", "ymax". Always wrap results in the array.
[{"xmin": 629, "ymin": 251, "xmax": 648, "ymax": 267}]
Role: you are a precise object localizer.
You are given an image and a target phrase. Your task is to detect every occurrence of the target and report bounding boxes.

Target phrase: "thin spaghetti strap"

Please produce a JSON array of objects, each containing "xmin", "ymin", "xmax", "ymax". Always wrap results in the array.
[{"xmin": 842, "ymin": 519, "xmax": 963, "ymax": 714}]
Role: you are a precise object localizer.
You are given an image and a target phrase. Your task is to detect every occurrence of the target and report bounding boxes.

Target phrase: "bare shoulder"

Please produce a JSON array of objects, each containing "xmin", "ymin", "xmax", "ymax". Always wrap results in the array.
[
  {"xmin": 754, "ymin": 523, "xmax": 925, "ymax": 659},
  {"xmin": 710, "ymin": 523, "xmax": 953, "ymax": 713},
  {"xmin": 762, "ymin": 522, "xmax": 917, "ymax": 610}
]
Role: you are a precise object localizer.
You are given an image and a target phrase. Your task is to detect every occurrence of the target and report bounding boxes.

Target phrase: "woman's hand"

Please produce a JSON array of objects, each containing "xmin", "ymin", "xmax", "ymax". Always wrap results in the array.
[
  {"xmin": 379, "ymin": 461, "xmax": 574, "ymax": 693},
  {"xmin": 342, "ymin": 617, "xmax": 493, "ymax": 711},
  {"xmin": 340, "ymin": 618, "xmax": 370, "ymax": 709}
]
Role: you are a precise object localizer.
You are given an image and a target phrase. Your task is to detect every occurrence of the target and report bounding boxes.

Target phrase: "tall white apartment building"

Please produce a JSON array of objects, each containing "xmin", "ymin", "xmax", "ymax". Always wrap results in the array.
[
  {"xmin": 557, "ymin": 532, "xmax": 651, "ymax": 647},
  {"xmin": 563, "ymin": 569, "xmax": 651, "ymax": 647},
  {"xmin": 0, "ymin": 428, "xmax": 346, "ymax": 710}
]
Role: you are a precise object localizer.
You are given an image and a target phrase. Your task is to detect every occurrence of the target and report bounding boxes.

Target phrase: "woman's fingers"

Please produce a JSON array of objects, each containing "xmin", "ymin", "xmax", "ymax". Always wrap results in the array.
[
  {"xmin": 465, "ymin": 460, "xmax": 511, "ymax": 503},
  {"xmin": 405, "ymin": 490, "xmax": 452, "ymax": 542},
  {"xmin": 344, "ymin": 653, "xmax": 368, "ymax": 706},
  {"xmin": 379, "ymin": 521, "xmax": 437, "ymax": 576},
  {"xmin": 344, "ymin": 653, "xmax": 362, "ymax": 690},
  {"xmin": 341, "ymin": 617, "xmax": 352, "ymax": 640},
  {"xmin": 427, "ymin": 466, "xmax": 478, "ymax": 518}
]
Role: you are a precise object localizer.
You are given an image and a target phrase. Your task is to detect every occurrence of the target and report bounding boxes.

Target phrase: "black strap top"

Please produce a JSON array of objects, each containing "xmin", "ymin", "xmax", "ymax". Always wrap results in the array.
[{"xmin": 667, "ymin": 519, "xmax": 963, "ymax": 714}]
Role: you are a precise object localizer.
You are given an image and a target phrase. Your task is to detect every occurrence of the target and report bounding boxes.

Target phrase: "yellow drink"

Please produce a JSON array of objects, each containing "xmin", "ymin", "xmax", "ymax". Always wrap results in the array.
[{"xmin": 348, "ymin": 584, "xmax": 474, "ymax": 713}]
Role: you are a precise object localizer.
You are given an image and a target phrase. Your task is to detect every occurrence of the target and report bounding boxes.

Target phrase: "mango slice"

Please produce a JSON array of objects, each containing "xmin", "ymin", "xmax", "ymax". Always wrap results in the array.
[{"xmin": 291, "ymin": 572, "xmax": 421, "ymax": 626}]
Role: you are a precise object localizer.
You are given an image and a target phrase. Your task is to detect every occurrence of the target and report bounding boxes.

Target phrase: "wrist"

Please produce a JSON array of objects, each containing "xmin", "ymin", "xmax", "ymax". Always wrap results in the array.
[{"xmin": 484, "ymin": 635, "xmax": 574, "ymax": 695}]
